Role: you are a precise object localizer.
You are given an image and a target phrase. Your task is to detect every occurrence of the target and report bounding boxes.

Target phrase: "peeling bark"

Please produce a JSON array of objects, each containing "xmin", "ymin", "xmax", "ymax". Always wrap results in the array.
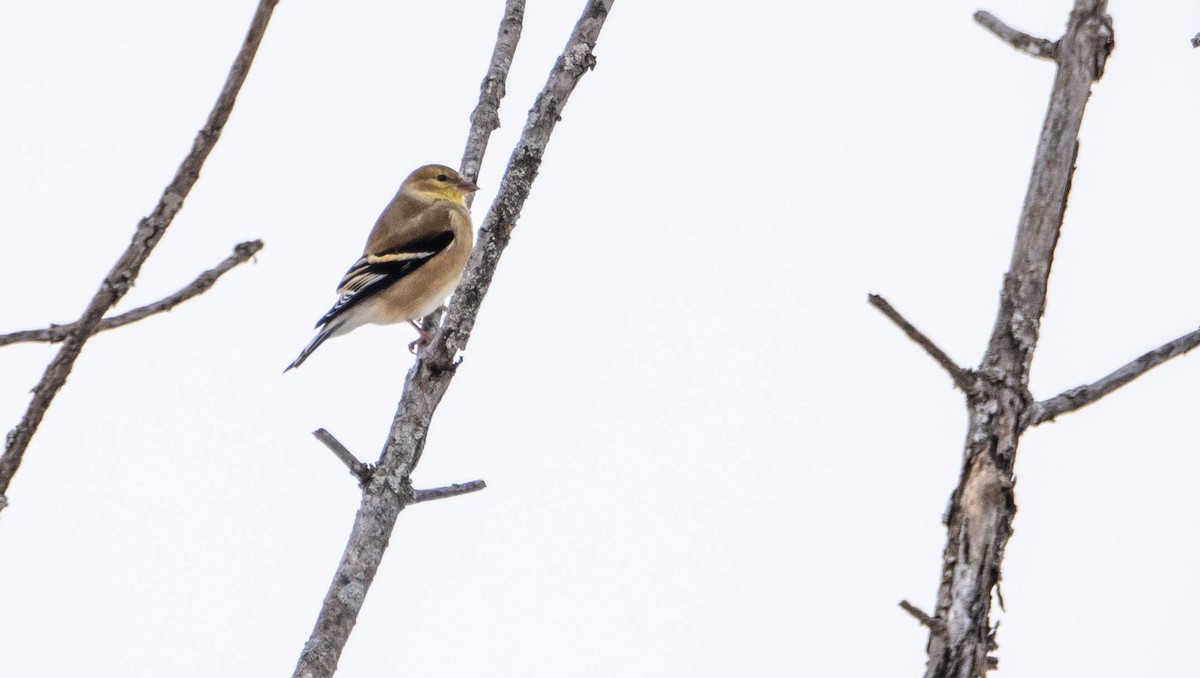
[{"xmin": 919, "ymin": 3, "xmax": 1114, "ymax": 676}]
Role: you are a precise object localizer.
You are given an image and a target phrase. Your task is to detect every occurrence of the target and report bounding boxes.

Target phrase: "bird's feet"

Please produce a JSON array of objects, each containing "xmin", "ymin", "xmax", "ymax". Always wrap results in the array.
[{"xmin": 408, "ymin": 320, "xmax": 434, "ymax": 354}]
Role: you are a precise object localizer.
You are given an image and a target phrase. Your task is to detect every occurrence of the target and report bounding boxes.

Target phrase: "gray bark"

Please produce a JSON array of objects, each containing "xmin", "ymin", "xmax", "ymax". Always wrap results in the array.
[
  {"xmin": 923, "ymin": 3, "xmax": 1113, "ymax": 676},
  {"xmin": 291, "ymin": 2, "xmax": 614, "ymax": 676},
  {"xmin": 0, "ymin": 0, "xmax": 278, "ymax": 510},
  {"xmin": 0, "ymin": 241, "xmax": 262, "ymax": 347}
]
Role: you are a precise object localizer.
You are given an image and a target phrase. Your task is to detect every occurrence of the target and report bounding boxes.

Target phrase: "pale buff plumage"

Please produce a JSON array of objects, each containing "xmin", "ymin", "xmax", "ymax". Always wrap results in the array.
[{"xmin": 285, "ymin": 164, "xmax": 477, "ymax": 371}]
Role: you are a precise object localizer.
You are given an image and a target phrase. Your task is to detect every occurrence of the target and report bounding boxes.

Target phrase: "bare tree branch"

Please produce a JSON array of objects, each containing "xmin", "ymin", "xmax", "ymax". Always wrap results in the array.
[
  {"xmin": 919, "ymin": 3, "xmax": 1114, "ymax": 677},
  {"xmin": 313, "ymin": 429, "xmax": 372, "ymax": 483},
  {"xmin": 413, "ymin": 480, "xmax": 488, "ymax": 504},
  {"xmin": 461, "ymin": 0, "xmax": 525, "ymax": 196},
  {"xmin": 900, "ymin": 600, "xmax": 939, "ymax": 630},
  {"xmin": 0, "ymin": 241, "xmax": 262, "ymax": 347},
  {"xmin": 974, "ymin": 10, "xmax": 1060, "ymax": 61},
  {"xmin": 0, "ymin": 0, "xmax": 279, "ymax": 510},
  {"xmin": 293, "ymin": 2, "xmax": 615, "ymax": 676},
  {"xmin": 1030, "ymin": 326, "xmax": 1200, "ymax": 425},
  {"xmin": 867, "ymin": 294, "xmax": 976, "ymax": 392}
]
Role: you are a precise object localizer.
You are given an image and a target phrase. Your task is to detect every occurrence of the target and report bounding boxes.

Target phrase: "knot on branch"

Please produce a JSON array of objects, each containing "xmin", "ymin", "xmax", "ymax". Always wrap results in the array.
[
  {"xmin": 105, "ymin": 270, "xmax": 136, "ymax": 297},
  {"xmin": 384, "ymin": 473, "xmax": 416, "ymax": 505},
  {"xmin": 235, "ymin": 239, "xmax": 265, "ymax": 258},
  {"xmin": 967, "ymin": 369, "xmax": 1035, "ymax": 435},
  {"xmin": 1087, "ymin": 13, "xmax": 1115, "ymax": 80},
  {"xmin": 421, "ymin": 353, "xmax": 462, "ymax": 378},
  {"xmin": 470, "ymin": 106, "xmax": 502, "ymax": 131},
  {"xmin": 562, "ymin": 43, "xmax": 596, "ymax": 72}
]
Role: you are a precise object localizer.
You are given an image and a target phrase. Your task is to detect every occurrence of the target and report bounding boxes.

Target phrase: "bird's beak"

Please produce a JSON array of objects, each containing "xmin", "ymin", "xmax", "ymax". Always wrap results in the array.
[{"xmin": 458, "ymin": 178, "xmax": 480, "ymax": 193}]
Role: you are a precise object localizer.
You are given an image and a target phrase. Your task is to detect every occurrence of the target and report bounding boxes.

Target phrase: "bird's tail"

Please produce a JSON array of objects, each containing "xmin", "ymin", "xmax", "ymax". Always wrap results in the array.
[{"xmin": 284, "ymin": 322, "xmax": 341, "ymax": 373}]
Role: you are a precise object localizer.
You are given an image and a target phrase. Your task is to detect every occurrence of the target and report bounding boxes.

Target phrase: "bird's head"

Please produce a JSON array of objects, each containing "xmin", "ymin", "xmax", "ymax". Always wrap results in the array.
[{"xmin": 401, "ymin": 164, "xmax": 480, "ymax": 206}]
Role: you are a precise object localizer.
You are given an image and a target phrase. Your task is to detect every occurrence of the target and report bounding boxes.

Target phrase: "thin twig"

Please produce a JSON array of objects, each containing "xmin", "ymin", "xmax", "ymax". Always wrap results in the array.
[
  {"xmin": 292, "ymin": 3, "xmax": 613, "ymax": 677},
  {"xmin": 867, "ymin": 294, "xmax": 975, "ymax": 392},
  {"xmin": 0, "ymin": 0, "xmax": 279, "ymax": 509},
  {"xmin": 461, "ymin": 0, "xmax": 525, "ymax": 199},
  {"xmin": 899, "ymin": 600, "xmax": 939, "ymax": 630},
  {"xmin": 1030, "ymin": 325, "xmax": 1200, "ymax": 425},
  {"xmin": 313, "ymin": 429, "xmax": 372, "ymax": 482},
  {"xmin": 0, "ymin": 241, "xmax": 262, "ymax": 347},
  {"xmin": 974, "ymin": 10, "xmax": 1060, "ymax": 61},
  {"xmin": 412, "ymin": 480, "xmax": 487, "ymax": 504}
]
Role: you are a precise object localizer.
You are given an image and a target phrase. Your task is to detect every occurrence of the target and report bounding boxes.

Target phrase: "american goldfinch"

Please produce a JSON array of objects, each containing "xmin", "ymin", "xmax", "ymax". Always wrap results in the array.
[{"xmin": 285, "ymin": 164, "xmax": 478, "ymax": 371}]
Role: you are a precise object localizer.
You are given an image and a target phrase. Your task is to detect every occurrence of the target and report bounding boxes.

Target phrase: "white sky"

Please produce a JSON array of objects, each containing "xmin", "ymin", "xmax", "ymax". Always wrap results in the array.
[{"xmin": 2, "ymin": 1, "xmax": 1199, "ymax": 676}]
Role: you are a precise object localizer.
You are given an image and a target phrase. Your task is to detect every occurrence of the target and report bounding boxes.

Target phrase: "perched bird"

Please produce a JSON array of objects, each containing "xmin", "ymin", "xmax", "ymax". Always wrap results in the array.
[{"xmin": 285, "ymin": 164, "xmax": 478, "ymax": 371}]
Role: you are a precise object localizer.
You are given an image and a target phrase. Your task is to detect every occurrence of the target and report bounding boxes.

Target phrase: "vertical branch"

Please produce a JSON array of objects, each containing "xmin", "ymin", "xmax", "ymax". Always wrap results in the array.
[
  {"xmin": 0, "ymin": 0, "xmax": 280, "ymax": 510},
  {"xmin": 292, "ymin": 2, "xmax": 613, "ymax": 677},
  {"xmin": 920, "ymin": 3, "xmax": 1114, "ymax": 677}
]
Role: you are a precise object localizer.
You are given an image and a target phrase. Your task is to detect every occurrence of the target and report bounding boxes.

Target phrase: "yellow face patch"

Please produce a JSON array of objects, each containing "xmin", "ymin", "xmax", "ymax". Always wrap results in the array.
[
  {"xmin": 409, "ymin": 180, "xmax": 468, "ymax": 205},
  {"xmin": 403, "ymin": 165, "xmax": 470, "ymax": 205}
]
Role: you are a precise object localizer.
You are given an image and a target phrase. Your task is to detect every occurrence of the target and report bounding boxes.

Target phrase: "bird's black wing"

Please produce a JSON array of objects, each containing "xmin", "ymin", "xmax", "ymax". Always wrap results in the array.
[{"xmin": 314, "ymin": 230, "xmax": 456, "ymax": 329}]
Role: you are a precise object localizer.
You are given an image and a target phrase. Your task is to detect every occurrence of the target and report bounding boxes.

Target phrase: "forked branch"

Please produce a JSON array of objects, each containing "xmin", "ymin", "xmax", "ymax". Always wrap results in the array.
[
  {"xmin": 0, "ymin": 0, "xmax": 278, "ymax": 509},
  {"xmin": 0, "ymin": 241, "xmax": 262, "ymax": 347},
  {"xmin": 917, "ymin": 2, "xmax": 1114, "ymax": 677},
  {"xmin": 291, "ymin": 2, "xmax": 614, "ymax": 676}
]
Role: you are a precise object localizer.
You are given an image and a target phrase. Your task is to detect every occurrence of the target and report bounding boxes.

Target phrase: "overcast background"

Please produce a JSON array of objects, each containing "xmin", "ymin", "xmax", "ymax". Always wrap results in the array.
[{"xmin": 2, "ymin": 1, "xmax": 1199, "ymax": 676}]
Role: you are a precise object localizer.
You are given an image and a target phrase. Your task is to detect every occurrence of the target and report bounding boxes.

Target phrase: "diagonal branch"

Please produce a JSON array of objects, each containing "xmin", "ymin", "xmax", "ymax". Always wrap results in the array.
[
  {"xmin": 0, "ymin": 240, "xmax": 262, "ymax": 347},
  {"xmin": 460, "ymin": 0, "xmax": 525, "ymax": 196},
  {"xmin": 294, "ymin": 2, "xmax": 615, "ymax": 676},
  {"xmin": 1030, "ymin": 325, "xmax": 1200, "ymax": 425},
  {"xmin": 313, "ymin": 429, "xmax": 372, "ymax": 483},
  {"xmin": 412, "ymin": 0, "xmax": 526, "ymax": 341},
  {"xmin": 868, "ymin": 294, "xmax": 975, "ymax": 392},
  {"xmin": 974, "ymin": 10, "xmax": 1060, "ymax": 61},
  {"xmin": 291, "ymin": 3, "xmax": 612, "ymax": 677},
  {"xmin": 0, "ymin": 0, "xmax": 279, "ymax": 510},
  {"xmin": 900, "ymin": 600, "xmax": 940, "ymax": 631}
]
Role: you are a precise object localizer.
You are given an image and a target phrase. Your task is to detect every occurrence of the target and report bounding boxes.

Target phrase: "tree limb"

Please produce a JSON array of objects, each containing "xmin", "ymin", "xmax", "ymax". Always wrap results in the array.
[
  {"xmin": 921, "ymin": 3, "xmax": 1113, "ymax": 677},
  {"xmin": 900, "ymin": 600, "xmax": 939, "ymax": 630},
  {"xmin": 412, "ymin": 0, "xmax": 526, "ymax": 341},
  {"xmin": 0, "ymin": 240, "xmax": 262, "ymax": 347},
  {"xmin": 1030, "ymin": 325, "xmax": 1200, "ymax": 425},
  {"xmin": 461, "ymin": 0, "xmax": 525, "ymax": 196},
  {"xmin": 867, "ymin": 294, "xmax": 975, "ymax": 392},
  {"xmin": 292, "ymin": 2, "xmax": 615, "ymax": 676},
  {"xmin": 0, "ymin": 0, "xmax": 279, "ymax": 510},
  {"xmin": 313, "ymin": 429, "xmax": 372, "ymax": 483},
  {"xmin": 974, "ymin": 10, "xmax": 1060, "ymax": 61},
  {"xmin": 413, "ymin": 480, "xmax": 488, "ymax": 504}
]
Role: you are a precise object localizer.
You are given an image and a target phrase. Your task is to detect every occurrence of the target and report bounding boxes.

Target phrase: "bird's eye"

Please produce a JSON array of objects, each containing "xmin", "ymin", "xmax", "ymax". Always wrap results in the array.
[{"xmin": 436, "ymin": 174, "xmax": 449, "ymax": 182}]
